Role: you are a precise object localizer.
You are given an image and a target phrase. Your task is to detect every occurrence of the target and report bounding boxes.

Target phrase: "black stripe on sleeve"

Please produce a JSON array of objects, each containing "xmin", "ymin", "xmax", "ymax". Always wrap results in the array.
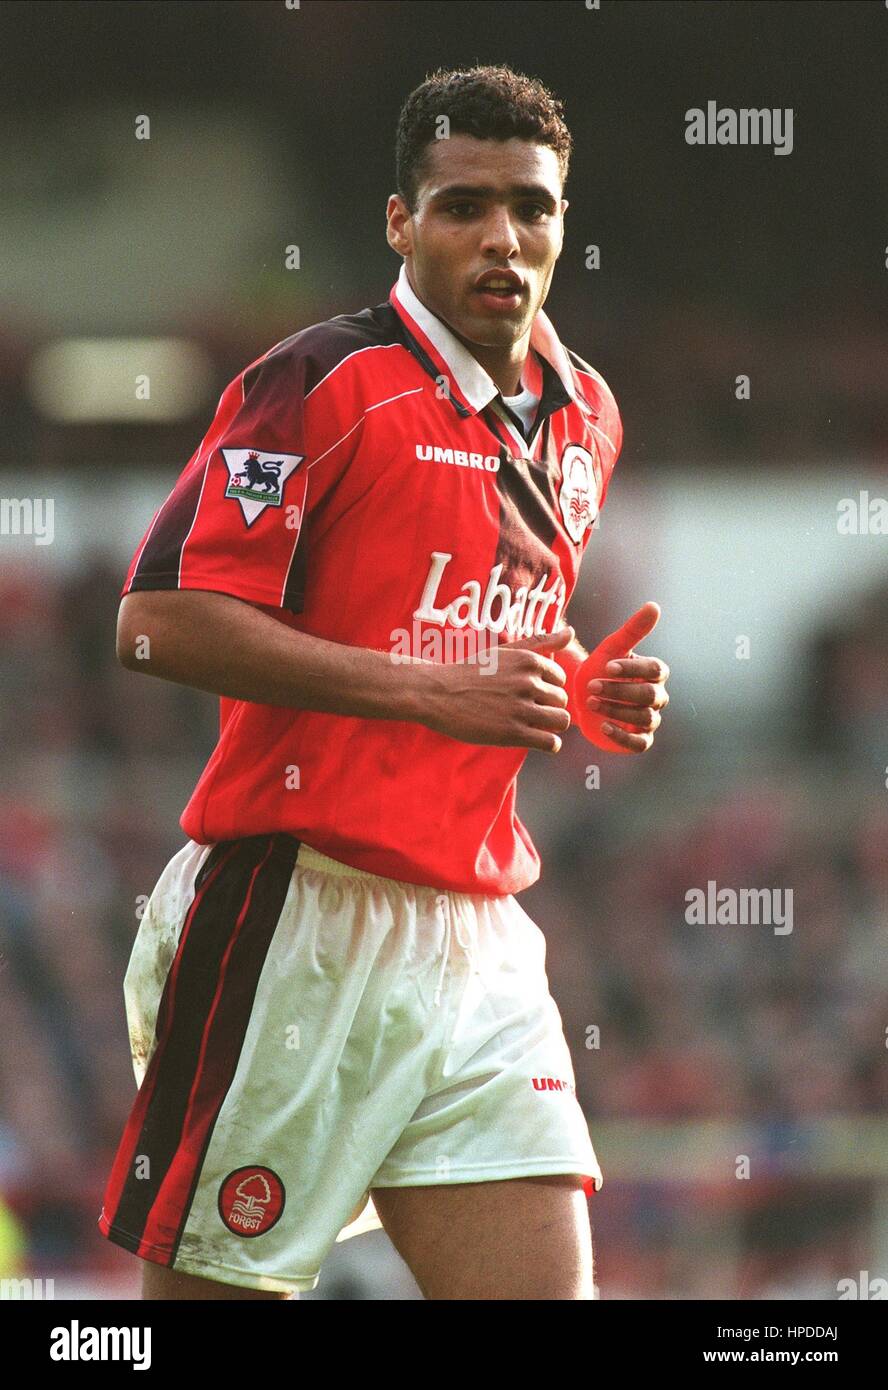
[{"xmin": 129, "ymin": 464, "xmax": 206, "ymax": 590}]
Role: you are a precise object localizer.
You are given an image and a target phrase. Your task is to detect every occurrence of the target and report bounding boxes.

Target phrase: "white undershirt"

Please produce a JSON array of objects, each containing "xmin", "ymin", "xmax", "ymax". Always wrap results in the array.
[{"xmin": 500, "ymin": 380, "xmax": 541, "ymax": 437}]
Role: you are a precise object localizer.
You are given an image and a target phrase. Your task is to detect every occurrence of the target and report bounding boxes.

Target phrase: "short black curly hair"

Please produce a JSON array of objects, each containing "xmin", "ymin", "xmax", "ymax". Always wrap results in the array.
[{"xmin": 395, "ymin": 64, "xmax": 572, "ymax": 214}]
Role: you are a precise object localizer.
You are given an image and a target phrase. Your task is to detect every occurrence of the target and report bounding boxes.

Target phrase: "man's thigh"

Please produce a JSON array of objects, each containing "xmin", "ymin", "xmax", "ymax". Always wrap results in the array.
[{"xmin": 371, "ymin": 1174, "xmax": 594, "ymax": 1300}]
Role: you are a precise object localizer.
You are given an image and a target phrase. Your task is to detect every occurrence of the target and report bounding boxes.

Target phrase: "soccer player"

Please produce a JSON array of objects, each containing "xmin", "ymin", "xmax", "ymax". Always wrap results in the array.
[{"xmin": 99, "ymin": 64, "xmax": 670, "ymax": 1301}]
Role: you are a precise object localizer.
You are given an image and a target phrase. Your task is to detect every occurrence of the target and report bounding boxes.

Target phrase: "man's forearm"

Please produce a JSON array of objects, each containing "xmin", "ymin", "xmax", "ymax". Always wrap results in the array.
[{"xmin": 118, "ymin": 589, "xmax": 436, "ymax": 724}]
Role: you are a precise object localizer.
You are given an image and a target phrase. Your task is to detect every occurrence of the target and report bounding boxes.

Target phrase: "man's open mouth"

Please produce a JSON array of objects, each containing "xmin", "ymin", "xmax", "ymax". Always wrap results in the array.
[{"xmin": 472, "ymin": 280, "xmax": 524, "ymax": 309}]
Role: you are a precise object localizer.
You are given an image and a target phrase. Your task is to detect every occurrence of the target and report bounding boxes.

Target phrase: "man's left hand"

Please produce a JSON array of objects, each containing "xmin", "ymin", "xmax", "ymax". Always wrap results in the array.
[{"xmin": 575, "ymin": 601, "xmax": 670, "ymax": 754}]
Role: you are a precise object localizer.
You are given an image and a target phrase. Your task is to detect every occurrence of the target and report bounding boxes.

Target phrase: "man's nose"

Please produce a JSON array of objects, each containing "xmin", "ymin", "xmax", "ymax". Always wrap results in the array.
[{"xmin": 479, "ymin": 209, "xmax": 521, "ymax": 256}]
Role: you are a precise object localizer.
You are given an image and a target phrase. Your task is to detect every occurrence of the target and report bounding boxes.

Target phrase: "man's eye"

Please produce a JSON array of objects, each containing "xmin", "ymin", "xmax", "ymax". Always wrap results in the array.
[{"xmin": 445, "ymin": 201, "xmax": 549, "ymax": 220}]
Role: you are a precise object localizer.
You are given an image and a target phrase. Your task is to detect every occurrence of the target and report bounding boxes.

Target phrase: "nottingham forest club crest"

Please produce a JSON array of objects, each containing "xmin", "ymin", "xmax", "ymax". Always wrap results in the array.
[
  {"xmin": 558, "ymin": 443, "xmax": 599, "ymax": 544},
  {"xmin": 221, "ymin": 448, "xmax": 304, "ymax": 527}
]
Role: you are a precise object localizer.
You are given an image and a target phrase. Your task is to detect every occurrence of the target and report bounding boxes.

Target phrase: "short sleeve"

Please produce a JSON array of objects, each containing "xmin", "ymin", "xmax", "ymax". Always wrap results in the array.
[
  {"xmin": 122, "ymin": 348, "xmax": 321, "ymax": 613},
  {"xmin": 593, "ymin": 379, "xmax": 623, "ymax": 515}
]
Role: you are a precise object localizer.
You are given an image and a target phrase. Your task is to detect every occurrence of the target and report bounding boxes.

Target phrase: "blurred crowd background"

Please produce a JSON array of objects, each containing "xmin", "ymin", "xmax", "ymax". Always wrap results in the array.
[{"xmin": 1, "ymin": 0, "xmax": 887, "ymax": 1299}]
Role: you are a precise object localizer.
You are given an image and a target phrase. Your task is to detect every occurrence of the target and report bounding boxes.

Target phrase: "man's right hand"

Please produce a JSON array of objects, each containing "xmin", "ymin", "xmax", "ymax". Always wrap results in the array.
[
  {"xmin": 116, "ymin": 590, "xmax": 574, "ymax": 751},
  {"xmin": 418, "ymin": 624, "xmax": 575, "ymax": 754}
]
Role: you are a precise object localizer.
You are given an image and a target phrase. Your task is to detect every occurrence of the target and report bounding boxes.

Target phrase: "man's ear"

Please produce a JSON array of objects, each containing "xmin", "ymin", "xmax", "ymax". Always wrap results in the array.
[{"xmin": 386, "ymin": 193, "xmax": 412, "ymax": 256}]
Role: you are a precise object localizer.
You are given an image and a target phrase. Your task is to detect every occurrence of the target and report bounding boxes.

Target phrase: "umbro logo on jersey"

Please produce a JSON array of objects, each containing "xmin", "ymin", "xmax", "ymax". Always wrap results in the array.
[
  {"xmin": 416, "ymin": 443, "xmax": 500, "ymax": 473},
  {"xmin": 531, "ymin": 1076, "xmax": 576, "ymax": 1093},
  {"xmin": 221, "ymin": 448, "xmax": 304, "ymax": 527},
  {"xmin": 558, "ymin": 444, "xmax": 599, "ymax": 544}
]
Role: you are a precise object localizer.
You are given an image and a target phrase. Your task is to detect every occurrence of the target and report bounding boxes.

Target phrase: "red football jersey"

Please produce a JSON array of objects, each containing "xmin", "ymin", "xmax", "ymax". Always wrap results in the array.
[{"xmin": 121, "ymin": 264, "xmax": 623, "ymax": 893}]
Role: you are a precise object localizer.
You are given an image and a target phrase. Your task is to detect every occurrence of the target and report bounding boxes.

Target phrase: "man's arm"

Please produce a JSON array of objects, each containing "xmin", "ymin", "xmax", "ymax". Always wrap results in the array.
[{"xmin": 115, "ymin": 589, "xmax": 575, "ymax": 753}]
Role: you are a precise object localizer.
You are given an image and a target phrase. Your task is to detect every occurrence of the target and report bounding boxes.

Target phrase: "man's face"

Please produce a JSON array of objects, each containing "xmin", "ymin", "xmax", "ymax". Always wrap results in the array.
[{"xmin": 386, "ymin": 135, "xmax": 568, "ymax": 352}]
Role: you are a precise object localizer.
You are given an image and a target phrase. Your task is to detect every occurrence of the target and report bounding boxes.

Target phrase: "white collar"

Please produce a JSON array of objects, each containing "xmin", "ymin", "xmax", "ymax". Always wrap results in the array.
[{"xmin": 395, "ymin": 261, "xmax": 587, "ymax": 416}]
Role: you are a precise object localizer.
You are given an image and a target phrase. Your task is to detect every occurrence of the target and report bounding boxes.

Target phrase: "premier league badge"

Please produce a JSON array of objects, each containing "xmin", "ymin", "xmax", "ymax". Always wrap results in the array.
[{"xmin": 221, "ymin": 448, "xmax": 304, "ymax": 526}]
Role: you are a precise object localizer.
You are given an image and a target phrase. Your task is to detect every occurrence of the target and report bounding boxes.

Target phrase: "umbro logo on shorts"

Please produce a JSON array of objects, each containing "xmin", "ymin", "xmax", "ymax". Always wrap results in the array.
[{"xmin": 531, "ymin": 1076, "xmax": 576, "ymax": 1094}]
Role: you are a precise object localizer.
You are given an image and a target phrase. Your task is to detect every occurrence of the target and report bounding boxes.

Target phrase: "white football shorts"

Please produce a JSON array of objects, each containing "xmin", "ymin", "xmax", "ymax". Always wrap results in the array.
[{"xmin": 98, "ymin": 833, "xmax": 602, "ymax": 1293}]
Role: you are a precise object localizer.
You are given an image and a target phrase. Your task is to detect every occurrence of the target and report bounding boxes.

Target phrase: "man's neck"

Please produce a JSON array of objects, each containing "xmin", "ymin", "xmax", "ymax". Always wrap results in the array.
[
  {"xmin": 456, "ymin": 338, "xmax": 531, "ymax": 398},
  {"xmin": 402, "ymin": 264, "xmax": 533, "ymax": 397}
]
